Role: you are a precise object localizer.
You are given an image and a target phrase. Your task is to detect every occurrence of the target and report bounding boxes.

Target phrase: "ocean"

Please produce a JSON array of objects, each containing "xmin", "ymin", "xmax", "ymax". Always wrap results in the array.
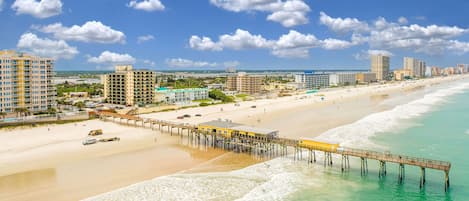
[{"xmin": 85, "ymin": 79, "xmax": 469, "ymax": 201}]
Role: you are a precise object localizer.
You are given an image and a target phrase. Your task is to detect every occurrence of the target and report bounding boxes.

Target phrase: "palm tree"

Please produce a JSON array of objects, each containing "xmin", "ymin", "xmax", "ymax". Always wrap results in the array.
[
  {"xmin": 14, "ymin": 108, "xmax": 29, "ymax": 117},
  {"xmin": 74, "ymin": 101, "xmax": 85, "ymax": 111}
]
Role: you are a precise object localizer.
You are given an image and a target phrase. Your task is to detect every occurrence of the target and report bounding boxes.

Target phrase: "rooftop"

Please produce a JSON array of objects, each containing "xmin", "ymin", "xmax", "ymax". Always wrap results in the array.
[
  {"xmin": 199, "ymin": 120, "xmax": 242, "ymax": 128},
  {"xmin": 231, "ymin": 125, "xmax": 279, "ymax": 135}
]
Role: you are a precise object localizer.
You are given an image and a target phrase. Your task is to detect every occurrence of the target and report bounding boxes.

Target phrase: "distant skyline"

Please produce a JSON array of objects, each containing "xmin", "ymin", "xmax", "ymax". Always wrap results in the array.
[{"xmin": 1, "ymin": 0, "xmax": 469, "ymax": 70}]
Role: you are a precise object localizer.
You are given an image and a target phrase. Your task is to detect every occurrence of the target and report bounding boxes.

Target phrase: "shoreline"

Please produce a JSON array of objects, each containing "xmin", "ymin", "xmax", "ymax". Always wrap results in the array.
[{"xmin": 1, "ymin": 75, "xmax": 468, "ymax": 201}]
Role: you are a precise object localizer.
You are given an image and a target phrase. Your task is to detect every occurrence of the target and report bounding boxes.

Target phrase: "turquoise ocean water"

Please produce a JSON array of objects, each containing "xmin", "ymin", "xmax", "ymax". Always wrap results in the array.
[{"xmin": 86, "ymin": 79, "xmax": 469, "ymax": 201}]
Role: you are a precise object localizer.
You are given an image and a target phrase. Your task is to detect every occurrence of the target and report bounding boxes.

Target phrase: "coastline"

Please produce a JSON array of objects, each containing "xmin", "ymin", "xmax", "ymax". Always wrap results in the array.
[{"xmin": 1, "ymin": 75, "xmax": 468, "ymax": 201}]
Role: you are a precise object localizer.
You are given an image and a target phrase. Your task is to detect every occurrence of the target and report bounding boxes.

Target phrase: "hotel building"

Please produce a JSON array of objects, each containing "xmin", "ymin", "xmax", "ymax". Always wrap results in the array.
[
  {"xmin": 371, "ymin": 54, "xmax": 390, "ymax": 81},
  {"xmin": 329, "ymin": 73, "xmax": 357, "ymax": 86},
  {"xmin": 404, "ymin": 57, "xmax": 426, "ymax": 78},
  {"xmin": 393, "ymin": 69, "xmax": 412, "ymax": 81},
  {"xmin": 0, "ymin": 50, "xmax": 56, "ymax": 113},
  {"xmin": 295, "ymin": 71, "xmax": 329, "ymax": 89},
  {"xmin": 225, "ymin": 72, "xmax": 263, "ymax": 94},
  {"xmin": 103, "ymin": 65, "xmax": 156, "ymax": 106}
]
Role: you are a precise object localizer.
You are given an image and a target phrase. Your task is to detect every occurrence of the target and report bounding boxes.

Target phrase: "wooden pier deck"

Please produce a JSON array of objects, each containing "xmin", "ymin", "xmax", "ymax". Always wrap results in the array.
[{"xmin": 97, "ymin": 112, "xmax": 452, "ymax": 191}]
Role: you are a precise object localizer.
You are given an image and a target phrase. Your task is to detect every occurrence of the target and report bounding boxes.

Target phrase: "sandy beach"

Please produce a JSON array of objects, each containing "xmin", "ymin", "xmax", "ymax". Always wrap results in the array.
[{"xmin": 1, "ymin": 75, "xmax": 468, "ymax": 201}]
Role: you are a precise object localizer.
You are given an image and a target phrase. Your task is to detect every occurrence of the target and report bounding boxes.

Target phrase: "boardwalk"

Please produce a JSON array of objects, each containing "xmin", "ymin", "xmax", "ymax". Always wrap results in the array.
[{"xmin": 97, "ymin": 112, "xmax": 451, "ymax": 191}]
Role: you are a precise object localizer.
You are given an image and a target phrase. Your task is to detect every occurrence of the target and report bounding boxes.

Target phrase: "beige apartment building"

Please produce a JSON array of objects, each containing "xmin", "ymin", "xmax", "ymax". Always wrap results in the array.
[
  {"xmin": 103, "ymin": 65, "xmax": 156, "ymax": 106},
  {"xmin": 394, "ymin": 69, "xmax": 412, "ymax": 81},
  {"xmin": 356, "ymin": 72, "xmax": 377, "ymax": 83},
  {"xmin": 225, "ymin": 72, "xmax": 263, "ymax": 94},
  {"xmin": 371, "ymin": 54, "xmax": 390, "ymax": 81},
  {"xmin": 0, "ymin": 50, "xmax": 56, "ymax": 114},
  {"xmin": 404, "ymin": 57, "xmax": 426, "ymax": 78}
]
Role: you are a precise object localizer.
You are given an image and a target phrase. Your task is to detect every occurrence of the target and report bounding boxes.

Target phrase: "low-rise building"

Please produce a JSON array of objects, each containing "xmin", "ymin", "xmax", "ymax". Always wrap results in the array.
[
  {"xmin": 207, "ymin": 83, "xmax": 225, "ymax": 90},
  {"xmin": 393, "ymin": 69, "xmax": 412, "ymax": 81},
  {"xmin": 431, "ymin": 67, "xmax": 441, "ymax": 76},
  {"xmin": 356, "ymin": 72, "xmax": 377, "ymax": 83},
  {"xmin": 329, "ymin": 73, "xmax": 357, "ymax": 86},
  {"xmin": 64, "ymin": 92, "xmax": 89, "ymax": 98},
  {"xmin": 155, "ymin": 88, "xmax": 208, "ymax": 104}
]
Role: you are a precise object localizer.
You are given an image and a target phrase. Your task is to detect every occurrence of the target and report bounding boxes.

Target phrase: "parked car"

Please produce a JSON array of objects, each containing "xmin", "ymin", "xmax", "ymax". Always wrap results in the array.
[
  {"xmin": 177, "ymin": 116, "xmax": 184, "ymax": 119},
  {"xmin": 183, "ymin": 114, "xmax": 191, "ymax": 118},
  {"xmin": 195, "ymin": 114, "xmax": 202, "ymax": 117},
  {"xmin": 251, "ymin": 105, "xmax": 257, "ymax": 108},
  {"xmin": 82, "ymin": 138, "xmax": 97, "ymax": 145}
]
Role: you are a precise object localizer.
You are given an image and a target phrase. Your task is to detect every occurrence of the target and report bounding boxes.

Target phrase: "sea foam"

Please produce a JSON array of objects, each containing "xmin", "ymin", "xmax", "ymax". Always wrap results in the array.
[{"xmin": 315, "ymin": 81, "xmax": 469, "ymax": 149}]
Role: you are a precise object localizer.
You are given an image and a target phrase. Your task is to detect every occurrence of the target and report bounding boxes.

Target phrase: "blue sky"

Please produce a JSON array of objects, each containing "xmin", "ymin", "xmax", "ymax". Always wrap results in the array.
[{"xmin": 1, "ymin": 0, "xmax": 468, "ymax": 71}]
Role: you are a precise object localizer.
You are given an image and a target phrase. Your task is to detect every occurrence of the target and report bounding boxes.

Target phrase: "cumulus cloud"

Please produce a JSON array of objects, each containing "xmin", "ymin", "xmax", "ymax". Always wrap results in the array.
[
  {"xmin": 190, "ymin": 29, "xmax": 355, "ymax": 58},
  {"xmin": 0, "ymin": 0, "xmax": 4, "ymax": 11},
  {"xmin": 16, "ymin": 33, "xmax": 78, "ymax": 59},
  {"xmin": 319, "ymin": 12, "xmax": 369, "ymax": 33},
  {"xmin": 127, "ymin": 0, "xmax": 164, "ymax": 11},
  {"xmin": 354, "ymin": 49, "xmax": 393, "ymax": 60},
  {"xmin": 35, "ymin": 21, "xmax": 126, "ymax": 44},
  {"xmin": 143, "ymin": 59, "xmax": 156, "ymax": 67},
  {"xmin": 87, "ymin": 51, "xmax": 136, "ymax": 65},
  {"xmin": 189, "ymin": 36, "xmax": 222, "ymax": 51},
  {"xmin": 166, "ymin": 58, "xmax": 218, "ymax": 68},
  {"xmin": 11, "ymin": 0, "xmax": 62, "ymax": 18},
  {"xmin": 224, "ymin": 61, "xmax": 240, "ymax": 68},
  {"xmin": 137, "ymin": 34, "xmax": 155, "ymax": 43},
  {"xmin": 320, "ymin": 12, "xmax": 469, "ymax": 55},
  {"xmin": 210, "ymin": 0, "xmax": 310, "ymax": 27},
  {"xmin": 398, "ymin": 17, "xmax": 408, "ymax": 24}
]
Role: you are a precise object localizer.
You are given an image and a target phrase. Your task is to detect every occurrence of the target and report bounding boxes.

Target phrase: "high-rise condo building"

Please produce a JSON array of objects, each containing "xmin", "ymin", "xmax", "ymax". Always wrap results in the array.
[
  {"xmin": 370, "ymin": 54, "xmax": 390, "ymax": 81},
  {"xmin": 225, "ymin": 72, "xmax": 263, "ymax": 94},
  {"xmin": 0, "ymin": 50, "xmax": 56, "ymax": 113},
  {"xmin": 404, "ymin": 57, "xmax": 426, "ymax": 78},
  {"xmin": 103, "ymin": 65, "xmax": 156, "ymax": 106}
]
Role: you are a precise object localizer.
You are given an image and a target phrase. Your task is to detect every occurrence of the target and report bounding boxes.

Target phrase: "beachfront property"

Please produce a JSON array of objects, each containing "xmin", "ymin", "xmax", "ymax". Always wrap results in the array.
[
  {"xmin": 456, "ymin": 64, "xmax": 468, "ymax": 74},
  {"xmin": 0, "ymin": 50, "xmax": 56, "ymax": 114},
  {"xmin": 371, "ymin": 54, "xmax": 390, "ymax": 81},
  {"xmin": 329, "ymin": 72, "xmax": 357, "ymax": 86},
  {"xmin": 393, "ymin": 69, "xmax": 412, "ymax": 81},
  {"xmin": 102, "ymin": 65, "xmax": 156, "ymax": 106},
  {"xmin": 197, "ymin": 119, "xmax": 279, "ymax": 140},
  {"xmin": 207, "ymin": 83, "xmax": 225, "ymax": 90},
  {"xmin": 355, "ymin": 72, "xmax": 377, "ymax": 83},
  {"xmin": 295, "ymin": 71, "xmax": 330, "ymax": 89},
  {"xmin": 431, "ymin": 66, "xmax": 442, "ymax": 76},
  {"xmin": 404, "ymin": 57, "xmax": 426, "ymax": 78},
  {"xmin": 225, "ymin": 72, "xmax": 263, "ymax": 94},
  {"xmin": 154, "ymin": 87, "xmax": 209, "ymax": 104}
]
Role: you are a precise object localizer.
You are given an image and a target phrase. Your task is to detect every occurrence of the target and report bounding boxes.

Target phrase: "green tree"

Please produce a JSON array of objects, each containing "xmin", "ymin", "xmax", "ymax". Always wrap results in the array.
[
  {"xmin": 74, "ymin": 102, "xmax": 86, "ymax": 111},
  {"xmin": 0, "ymin": 112, "xmax": 6, "ymax": 119},
  {"xmin": 209, "ymin": 89, "xmax": 234, "ymax": 103}
]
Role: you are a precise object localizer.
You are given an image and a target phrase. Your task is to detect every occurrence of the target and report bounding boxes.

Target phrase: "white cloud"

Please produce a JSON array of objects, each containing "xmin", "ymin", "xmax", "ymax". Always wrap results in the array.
[
  {"xmin": 36, "ymin": 21, "xmax": 126, "ymax": 44},
  {"xmin": 190, "ymin": 29, "xmax": 356, "ymax": 58},
  {"xmin": 398, "ymin": 17, "xmax": 408, "ymax": 24},
  {"xmin": 320, "ymin": 13, "xmax": 469, "ymax": 55},
  {"xmin": 319, "ymin": 12, "xmax": 369, "ymax": 33},
  {"xmin": 321, "ymin": 38, "xmax": 355, "ymax": 50},
  {"xmin": 219, "ymin": 29, "xmax": 273, "ymax": 50},
  {"xmin": 0, "ymin": 0, "xmax": 4, "ymax": 11},
  {"xmin": 11, "ymin": 0, "xmax": 62, "ymax": 18},
  {"xmin": 166, "ymin": 58, "xmax": 218, "ymax": 68},
  {"xmin": 210, "ymin": 0, "xmax": 310, "ymax": 27},
  {"xmin": 143, "ymin": 59, "xmax": 156, "ymax": 67},
  {"xmin": 189, "ymin": 36, "xmax": 222, "ymax": 51},
  {"xmin": 137, "ymin": 34, "xmax": 155, "ymax": 43},
  {"xmin": 16, "ymin": 33, "xmax": 78, "ymax": 59},
  {"xmin": 224, "ymin": 61, "xmax": 240, "ymax": 67},
  {"xmin": 127, "ymin": 0, "xmax": 164, "ymax": 12},
  {"xmin": 353, "ymin": 49, "xmax": 393, "ymax": 61},
  {"xmin": 88, "ymin": 51, "xmax": 136, "ymax": 65}
]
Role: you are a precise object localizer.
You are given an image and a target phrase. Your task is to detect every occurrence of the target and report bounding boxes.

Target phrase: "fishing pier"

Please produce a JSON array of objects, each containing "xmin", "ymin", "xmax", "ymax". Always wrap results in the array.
[{"xmin": 98, "ymin": 112, "xmax": 451, "ymax": 191}]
